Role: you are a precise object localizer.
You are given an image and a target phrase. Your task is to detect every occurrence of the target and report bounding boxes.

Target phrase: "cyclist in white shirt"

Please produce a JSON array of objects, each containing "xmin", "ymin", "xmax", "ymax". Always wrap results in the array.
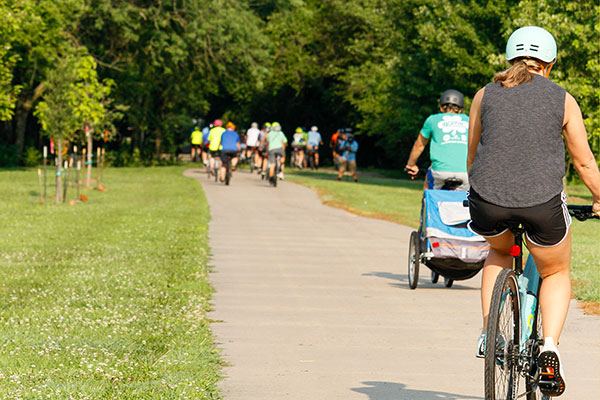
[{"xmin": 245, "ymin": 122, "xmax": 261, "ymax": 169}]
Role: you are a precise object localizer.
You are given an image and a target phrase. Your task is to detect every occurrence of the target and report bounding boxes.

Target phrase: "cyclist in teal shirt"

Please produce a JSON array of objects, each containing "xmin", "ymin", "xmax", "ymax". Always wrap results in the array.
[
  {"xmin": 405, "ymin": 89, "xmax": 469, "ymax": 190},
  {"xmin": 266, "ymin": 122, "xmax": 288, "ymax": 181}
]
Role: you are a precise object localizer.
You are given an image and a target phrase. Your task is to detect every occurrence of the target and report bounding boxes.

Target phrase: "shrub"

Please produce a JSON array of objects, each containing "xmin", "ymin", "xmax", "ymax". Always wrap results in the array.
[{"xmin": 23, "ymin": 147, "xmax": 42, "ymax": 167}]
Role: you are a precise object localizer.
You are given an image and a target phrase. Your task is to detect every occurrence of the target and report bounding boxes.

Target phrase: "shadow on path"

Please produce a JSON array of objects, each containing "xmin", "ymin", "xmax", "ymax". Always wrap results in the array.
[
  {"xmin": 363, "ymin": 271, "xmax": 479, "ymax": 291},
  {"xmin": 351, "ymin": 381, "xmax": 483, "ymax": 400}
]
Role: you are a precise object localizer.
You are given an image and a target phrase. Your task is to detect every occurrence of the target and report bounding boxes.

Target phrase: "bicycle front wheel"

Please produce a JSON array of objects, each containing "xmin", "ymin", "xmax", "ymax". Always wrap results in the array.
[{"xmin": 485, "ymin": 268, "xmax": 520, "ymax": 400}]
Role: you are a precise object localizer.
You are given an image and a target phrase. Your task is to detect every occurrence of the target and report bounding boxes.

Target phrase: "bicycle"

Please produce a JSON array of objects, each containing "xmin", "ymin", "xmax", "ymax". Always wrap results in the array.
[
  {"xmin": 291, "ymin": 146, "xmax": 304, "ymax": 169},
  {"xmin": 269, "ymin": 153, "xmax": 282, "ymax": 187},
  {"xmin": 306, "ymin": 147, "xmax": 317, "ymax": 170},
  {"xmin": 222, "ymin": 153, "xmax": 235, "ymax": 186},
  {"xmin": 213, "ymin": 154, "xmax": 221, "ymax": 182},
  {"xmin": 248, "ymin": 148, "xmax": 257, "ymax": 173},
  {"xmin": 475, "ymin": 203, "xmax": 597, "ymax": 400}
]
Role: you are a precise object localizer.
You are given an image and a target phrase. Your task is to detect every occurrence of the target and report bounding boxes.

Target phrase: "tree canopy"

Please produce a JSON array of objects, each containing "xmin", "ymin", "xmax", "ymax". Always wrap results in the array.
[{"xmin": 1, "ymin": 0, "xmax": 598, "ymax": 169}]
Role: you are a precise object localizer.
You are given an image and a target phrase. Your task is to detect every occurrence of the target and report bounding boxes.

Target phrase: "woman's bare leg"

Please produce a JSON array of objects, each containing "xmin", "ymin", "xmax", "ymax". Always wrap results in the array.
[{"xmin": 526, "ymin": 232, "xmax": 572, "ymax": 343}]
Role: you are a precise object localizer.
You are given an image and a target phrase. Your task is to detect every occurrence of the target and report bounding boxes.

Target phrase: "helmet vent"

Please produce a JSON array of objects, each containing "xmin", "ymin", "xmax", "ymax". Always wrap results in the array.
[
  {"xmin": 516, "ymin": 44, "xmax": 525, "ymax": 50},
  {"xmin": 529, "ymin": 44, "xmax": 539, "ymax": 52}
]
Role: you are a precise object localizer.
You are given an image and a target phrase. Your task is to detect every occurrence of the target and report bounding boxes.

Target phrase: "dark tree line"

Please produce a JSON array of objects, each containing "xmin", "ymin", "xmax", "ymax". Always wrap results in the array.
[{"xmin": 1, "ymin": 0, "xmax": 598, "ymax": 170}]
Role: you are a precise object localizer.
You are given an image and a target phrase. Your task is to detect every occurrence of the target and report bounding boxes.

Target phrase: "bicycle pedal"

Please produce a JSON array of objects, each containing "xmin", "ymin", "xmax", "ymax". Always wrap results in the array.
[{"xmin": 537, "ymin": 351, "xmax": 565, "ymax": 396}]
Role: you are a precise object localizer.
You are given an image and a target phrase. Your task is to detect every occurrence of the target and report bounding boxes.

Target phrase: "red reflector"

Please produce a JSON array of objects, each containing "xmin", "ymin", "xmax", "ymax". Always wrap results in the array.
[
  {"xmin": 510, "ymin": 245, "xmax": 521, "ymax": 257},
  {"xmin": 432, "ymin": 242, "xmax": 440, "ymax": 248}
]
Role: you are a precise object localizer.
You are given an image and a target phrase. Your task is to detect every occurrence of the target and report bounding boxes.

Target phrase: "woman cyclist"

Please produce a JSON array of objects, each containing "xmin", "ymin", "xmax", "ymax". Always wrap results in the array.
[{"xmin": 467, "ymin": 26, "xmax": 600, "ymax": 397}]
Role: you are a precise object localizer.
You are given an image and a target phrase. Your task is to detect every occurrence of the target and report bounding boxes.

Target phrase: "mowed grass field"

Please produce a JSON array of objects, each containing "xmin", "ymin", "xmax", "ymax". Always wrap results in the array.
[
  {"xmin": 288, "ymin": 169, "xmax": 600, "ymax": 304},
  {"xmin": 0, "ymin": 167, "xmax": 220, "ymax": 399}
]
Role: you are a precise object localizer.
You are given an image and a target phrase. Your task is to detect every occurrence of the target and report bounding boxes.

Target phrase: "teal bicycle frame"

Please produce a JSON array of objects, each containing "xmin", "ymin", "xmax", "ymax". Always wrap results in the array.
[{"xmin": 518, "ymin": 256, "xmax": 541, "ymax": 349}]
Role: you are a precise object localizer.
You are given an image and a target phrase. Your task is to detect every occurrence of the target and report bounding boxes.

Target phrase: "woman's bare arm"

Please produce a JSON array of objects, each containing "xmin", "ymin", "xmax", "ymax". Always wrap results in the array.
[
  {"xmin": 467, "ymin": 87, "xmax": 485, "ymax": 172},
  {"xmin": 563, "ymin": 92, "xmax": 600, "ymax": 215},
  {"xmin": 405, "ymin": 134, "xmax": 429, "ymax": 176}
]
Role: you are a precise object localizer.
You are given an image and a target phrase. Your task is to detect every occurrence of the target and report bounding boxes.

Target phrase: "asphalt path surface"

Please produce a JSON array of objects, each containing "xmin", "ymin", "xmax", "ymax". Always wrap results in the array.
[{"xmin": 185, "ymin": 168, "xmax": 599, "ymax": 400}]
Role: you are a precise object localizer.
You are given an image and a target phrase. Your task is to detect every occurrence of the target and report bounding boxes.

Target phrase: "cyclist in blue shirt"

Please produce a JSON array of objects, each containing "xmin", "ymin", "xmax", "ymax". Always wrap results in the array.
[
  {"xmin": 201, "ymin": 126, "xmax": 210, "ymax": 165},
  {"xmin": 219, "ymin": 122, "xmax": 240, "ymax": 181},
  {"xmin": 337, "ymin": 133, "xmax": 359, "ymax": 182},
  {"xmin": 307, "ymin": 126, "xmax": 323, "ymax": 168}
]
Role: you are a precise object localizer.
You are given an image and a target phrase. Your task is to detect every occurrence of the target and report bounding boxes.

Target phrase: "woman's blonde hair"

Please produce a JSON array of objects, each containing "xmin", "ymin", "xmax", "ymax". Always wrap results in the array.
[{"xmin": 494, "ymin": 57, "xmax": 550, "ymax": 88}]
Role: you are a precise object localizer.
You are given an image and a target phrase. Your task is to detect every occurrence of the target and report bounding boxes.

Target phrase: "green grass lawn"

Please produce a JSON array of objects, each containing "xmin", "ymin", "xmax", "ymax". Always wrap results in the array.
[
  {"xmin": 288, "ymin": 169, "xmax": 599, "ymax": 303},
  {"xmin": 0, "ymin": 167, "xmax": 220, "ymax": 399}
]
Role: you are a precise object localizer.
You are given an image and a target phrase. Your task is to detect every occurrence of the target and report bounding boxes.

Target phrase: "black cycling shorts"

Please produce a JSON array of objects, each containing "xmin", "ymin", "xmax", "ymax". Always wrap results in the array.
[
  {"xmin": 220, "ymin": 150, "xmax": 238, "ymax": 163},
  {"xmin": 467, "ymin": 188, "xmax": 571, "ymax": 247}
]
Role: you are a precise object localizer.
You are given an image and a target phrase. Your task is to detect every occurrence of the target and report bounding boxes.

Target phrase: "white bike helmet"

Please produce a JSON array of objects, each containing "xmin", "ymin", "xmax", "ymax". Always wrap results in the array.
[
  {"xmin": 311, "ymin": 126, "xmax": 318, "ymax": 132},
  {"xmin": 251, "ymin": 122, "xmax": 258, "ymax": 129},
  {"xmin": 506, "ymin": 26, "xmax": 557, "ymax": 63}
]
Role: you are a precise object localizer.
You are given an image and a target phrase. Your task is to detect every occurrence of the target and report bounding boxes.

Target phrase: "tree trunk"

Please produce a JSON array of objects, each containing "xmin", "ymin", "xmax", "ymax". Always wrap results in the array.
[
  {"xmin": 155, "ymin": 132, "xmax": 161, "ymax": 159},
  {"xmin": 56, "ymin": 135, "xmax": 63, "ymax": 205},
  {"xmin": 14, "ymin": 106, "xmax": 29, "ymax": 163}
]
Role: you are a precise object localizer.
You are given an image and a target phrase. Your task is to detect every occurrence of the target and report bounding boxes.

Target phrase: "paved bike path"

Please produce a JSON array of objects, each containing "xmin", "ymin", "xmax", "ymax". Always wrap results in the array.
[{"xmin": 185, "ymin": 169, "xmax": 599, "ymax": 400}]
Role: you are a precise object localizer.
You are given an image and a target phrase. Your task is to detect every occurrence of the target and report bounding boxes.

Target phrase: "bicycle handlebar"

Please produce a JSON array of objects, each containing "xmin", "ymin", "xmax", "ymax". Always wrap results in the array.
[
  {"xmin": 404, "ymin": 167, "xmax": 427, "ymax": 178},
  {"xmin": 567, "ymin": 205, "xmax": 599, "ymax": 221}
]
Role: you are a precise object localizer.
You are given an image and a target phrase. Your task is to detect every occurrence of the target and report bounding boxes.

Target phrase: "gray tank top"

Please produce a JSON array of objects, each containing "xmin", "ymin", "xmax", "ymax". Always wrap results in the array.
[{"xmin": 469, "ymin": 74, "xmax": 566, "ymax": 207}]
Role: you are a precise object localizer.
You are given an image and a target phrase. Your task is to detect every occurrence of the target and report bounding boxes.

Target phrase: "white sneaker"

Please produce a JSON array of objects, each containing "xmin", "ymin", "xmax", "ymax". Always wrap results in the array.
[
  {"xmin": 538, "ymin": 338, "xmax": 566, "ymax": 396},
  {"xmin": 476, "ymin": 332, "xmax": 485, "ymax": 358},
  {"xmin": 476, "ymin": 331, "xmax": 505, "ymax": 359},
  {"xmin": 278, "ymin": 172, "xmax": 284, "ymax": 180}
]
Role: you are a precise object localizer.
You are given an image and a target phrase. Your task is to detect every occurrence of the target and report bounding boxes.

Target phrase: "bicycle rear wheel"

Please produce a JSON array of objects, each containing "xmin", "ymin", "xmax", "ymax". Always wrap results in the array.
[
  {"xmin": 225, "ymin": 159, "xmax": 231, "ymax": 185},
  {"xmin": 273, "ymin": 158, "xmax": 279, "ymax": 187},
  {"xmin": 485, "ymin": 268, "xmax": 520, "ymax": 400}
]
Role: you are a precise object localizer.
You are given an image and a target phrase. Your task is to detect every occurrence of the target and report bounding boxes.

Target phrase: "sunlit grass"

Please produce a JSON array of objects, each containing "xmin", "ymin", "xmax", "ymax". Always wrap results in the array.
[
  {"xmin": 288, "ymin": 169, "xmax": 599, "ymax": 303},
  {"xmin": 0, "ymin": 167, "xmax": 220, "ymax": 399}
]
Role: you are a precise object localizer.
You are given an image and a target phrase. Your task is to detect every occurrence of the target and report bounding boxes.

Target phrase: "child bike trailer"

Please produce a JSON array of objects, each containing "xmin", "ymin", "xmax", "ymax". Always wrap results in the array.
[{"xmin": 407, "ymin": 189, "xmax": 489, "ymax": 289}]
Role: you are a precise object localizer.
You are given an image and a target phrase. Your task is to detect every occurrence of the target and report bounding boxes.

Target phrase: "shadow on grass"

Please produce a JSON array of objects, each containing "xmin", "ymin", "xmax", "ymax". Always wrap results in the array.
[
  {"xmin": 363, "ymin": 271, "xmax": 479, "ymax": 291},
  {"xmin": 351, "ymin": 381, "xmax": 483, "ymax": 400}
]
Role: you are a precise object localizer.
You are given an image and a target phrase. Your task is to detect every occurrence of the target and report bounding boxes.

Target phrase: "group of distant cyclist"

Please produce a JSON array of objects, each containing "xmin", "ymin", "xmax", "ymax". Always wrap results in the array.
[{"xmin": 190, "ymin": 120, "xmax": 360, "ymax": 185}]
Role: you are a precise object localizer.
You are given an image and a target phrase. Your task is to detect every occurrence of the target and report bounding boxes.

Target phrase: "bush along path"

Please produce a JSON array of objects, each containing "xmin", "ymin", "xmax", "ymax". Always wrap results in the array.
[{"xmin": 0, "ymin": 167, "xmax": 221, "ymax": 399}]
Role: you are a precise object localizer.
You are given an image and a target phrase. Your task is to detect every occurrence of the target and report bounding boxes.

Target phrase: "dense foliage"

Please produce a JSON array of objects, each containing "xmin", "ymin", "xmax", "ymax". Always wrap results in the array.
[{"xmin": 0, "ymin": 0, "xmax": 598, "ymax": 169}]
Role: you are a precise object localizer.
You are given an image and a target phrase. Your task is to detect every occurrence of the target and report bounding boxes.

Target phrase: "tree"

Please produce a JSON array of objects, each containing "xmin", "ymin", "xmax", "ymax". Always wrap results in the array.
[
  {"xmin": 34, "ymin": 50, "xmax": 113, "ymax": 203},
  {"xmin": 4, "ymin": 0, "xmax": 86, "ymax": 162},
  {"xmin": 69, "ymin": 55, "xmax": 114, "ymax": 187},
  {"xmin": 76, "ymin": 0, "xmax": 270, "ymax": 156},
  {"xmin": 0, "ymin": 4, "xmax": 21, "ymax": 120}
]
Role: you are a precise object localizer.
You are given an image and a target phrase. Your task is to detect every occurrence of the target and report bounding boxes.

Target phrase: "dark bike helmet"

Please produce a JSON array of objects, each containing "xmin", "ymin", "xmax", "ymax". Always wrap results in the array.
[{"xmin": 440, "ymin": 89, "xmax": 464, "ymax": 108}]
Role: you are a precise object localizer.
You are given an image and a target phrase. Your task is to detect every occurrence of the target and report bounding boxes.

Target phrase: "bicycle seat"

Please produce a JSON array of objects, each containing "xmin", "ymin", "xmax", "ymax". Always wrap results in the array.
[{"xmin": 441, "ymin": 177, "xmax": 463, "ymax": 191}]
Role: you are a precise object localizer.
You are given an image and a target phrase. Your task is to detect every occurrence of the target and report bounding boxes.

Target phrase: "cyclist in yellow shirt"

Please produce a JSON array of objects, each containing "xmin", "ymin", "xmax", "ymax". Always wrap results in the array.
[
  {"xmin": 190, "ymin": 125, "xmax": 203, "ymax": 162},
  {"xmin": 208, "ymin": 119, "xmax": 226, "ymax": 176}
]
